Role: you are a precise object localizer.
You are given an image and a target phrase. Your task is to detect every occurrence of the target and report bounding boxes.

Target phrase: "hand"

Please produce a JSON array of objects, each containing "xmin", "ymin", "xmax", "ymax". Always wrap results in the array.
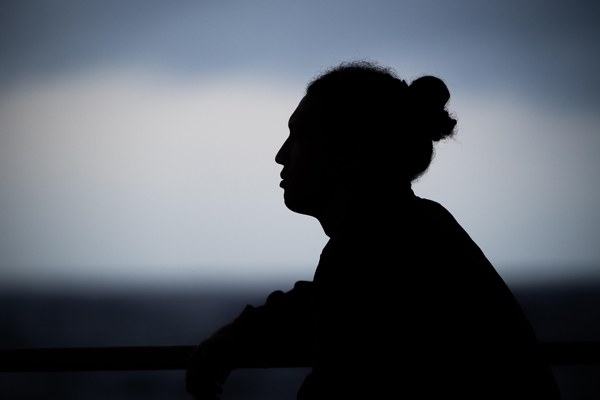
[{"xmin": 186, "ymin": 337, "xmax": 232, "ymax": 400}]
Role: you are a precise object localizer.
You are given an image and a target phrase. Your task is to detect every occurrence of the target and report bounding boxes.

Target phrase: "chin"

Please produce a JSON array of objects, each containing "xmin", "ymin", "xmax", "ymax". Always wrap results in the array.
[{"xmin": 283, "ymin": 191, "xmax": 316, "ymax": 217}]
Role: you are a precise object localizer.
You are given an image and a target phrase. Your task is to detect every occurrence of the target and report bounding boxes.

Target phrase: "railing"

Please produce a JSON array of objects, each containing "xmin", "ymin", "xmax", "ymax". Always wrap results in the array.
[{"xmin": 1, "ymin": 342, "xmax": 599, "ymax": 372}]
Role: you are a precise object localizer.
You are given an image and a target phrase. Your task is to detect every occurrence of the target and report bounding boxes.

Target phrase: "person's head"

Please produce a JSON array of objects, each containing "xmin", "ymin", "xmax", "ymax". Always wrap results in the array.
[{"xmin": 275, "ymin": 60, "xmax": 457, "ymax": 217}]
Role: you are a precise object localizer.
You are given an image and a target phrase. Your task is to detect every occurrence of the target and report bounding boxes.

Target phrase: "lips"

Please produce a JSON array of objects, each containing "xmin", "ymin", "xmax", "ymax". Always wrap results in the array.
[{"xmin": 280, "ymin": 171, "xmax": 289, "ymax": 188}]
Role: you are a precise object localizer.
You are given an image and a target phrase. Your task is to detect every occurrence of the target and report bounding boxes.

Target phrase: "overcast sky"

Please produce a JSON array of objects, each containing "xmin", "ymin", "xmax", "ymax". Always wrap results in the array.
[{"xmin": 1, "ymin": 0, "xmax": 599, "ymax": 292}]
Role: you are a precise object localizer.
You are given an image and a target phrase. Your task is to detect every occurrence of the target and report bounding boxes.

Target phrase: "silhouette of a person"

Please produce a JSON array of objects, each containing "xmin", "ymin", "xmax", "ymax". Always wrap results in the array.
[{"xmin": 186, "ymin": 61, "xmax": 560, "ymax": 399}]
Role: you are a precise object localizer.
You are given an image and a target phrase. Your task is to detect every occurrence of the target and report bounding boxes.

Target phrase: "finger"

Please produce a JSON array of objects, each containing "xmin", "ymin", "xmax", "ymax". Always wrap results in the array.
[
  {"xmin": 215, "ymin": 369, "xmax": 230, "ymax": 385},
  {"xmin": 187, "ymin": 379, "xmax": 223, "ymax": 399},
  {"xmin": 186, "ymin": 365, "xmax": 225, "ymax": 396}
]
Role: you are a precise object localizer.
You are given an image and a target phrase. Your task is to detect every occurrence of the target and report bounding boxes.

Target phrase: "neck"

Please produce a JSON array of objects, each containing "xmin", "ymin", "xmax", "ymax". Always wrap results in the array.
[
  {"xmin": 315, "ymin": 182, "xmax": 414, "ymax": 238},
  {"xmin": 315, "ymin": 196, "xmax": 352, "ymax": 238}
]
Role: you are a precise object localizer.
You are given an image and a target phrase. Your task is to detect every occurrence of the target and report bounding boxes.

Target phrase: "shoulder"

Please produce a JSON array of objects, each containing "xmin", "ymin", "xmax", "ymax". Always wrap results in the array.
[
  {"xmin": 412, "ymin": 196, "xmax": 465, "ymax": 230},
  {"xmin": 410, "ymin": 196, "xmax": 484, "ymax": 255}
]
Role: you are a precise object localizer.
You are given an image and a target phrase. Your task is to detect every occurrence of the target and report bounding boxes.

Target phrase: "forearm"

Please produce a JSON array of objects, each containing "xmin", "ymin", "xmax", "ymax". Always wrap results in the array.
[{"xmin": 204, "ymin": 280, "xmax": 315, "ymax": 369}]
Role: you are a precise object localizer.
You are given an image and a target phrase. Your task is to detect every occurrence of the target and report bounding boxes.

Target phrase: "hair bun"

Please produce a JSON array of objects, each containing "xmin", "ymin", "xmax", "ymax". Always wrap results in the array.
[{"xmin": 408, "ymin": 76, "xmax": 457, "ymax": 142}]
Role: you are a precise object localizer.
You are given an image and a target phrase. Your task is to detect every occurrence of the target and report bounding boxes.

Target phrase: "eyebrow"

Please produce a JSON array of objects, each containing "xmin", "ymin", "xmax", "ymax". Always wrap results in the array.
[{"xmin": 288, "ymin": 113, "xmax": 297, "ymax": 128}]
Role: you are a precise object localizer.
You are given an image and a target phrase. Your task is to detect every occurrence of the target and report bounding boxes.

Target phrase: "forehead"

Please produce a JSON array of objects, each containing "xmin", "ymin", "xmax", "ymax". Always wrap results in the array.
[{"xmin": 288, "ymin": 94, "xmax": 323, "ymax": 130}]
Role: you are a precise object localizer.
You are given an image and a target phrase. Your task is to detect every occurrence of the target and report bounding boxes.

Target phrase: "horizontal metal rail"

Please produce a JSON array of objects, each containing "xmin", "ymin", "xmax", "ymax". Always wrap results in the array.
[
  {"xmin": 1, "ymin": 342, "xmax": 599, "ymax": 372},
  {"xmin": 0, "ymin": 346, "xmax": 198, "ymax": 373}
]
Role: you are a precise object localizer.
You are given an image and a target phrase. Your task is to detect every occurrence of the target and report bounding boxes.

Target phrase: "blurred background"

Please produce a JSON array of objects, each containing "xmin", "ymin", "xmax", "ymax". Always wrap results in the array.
[
  {"xmin": 1, "ymin": 0, "xmax": 599, "ymax": 292},
  {"xmin": 1, "ymin": 1, "xmax": 599, "ymax": 399}
]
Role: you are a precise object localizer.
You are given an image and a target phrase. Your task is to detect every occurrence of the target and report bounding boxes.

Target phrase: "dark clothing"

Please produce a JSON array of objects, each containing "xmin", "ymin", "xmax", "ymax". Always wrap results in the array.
[{"xmin": 230, "ymin": 188, "xmax": 560, "ymax": 399}]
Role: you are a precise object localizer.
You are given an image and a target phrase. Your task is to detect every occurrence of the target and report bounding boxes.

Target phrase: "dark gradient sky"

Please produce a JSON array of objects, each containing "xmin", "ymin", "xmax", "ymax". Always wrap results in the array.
[
  {"xmin": 2, "ymin": 1, "xmax": 599, "ymax": 107},
  {"xmin": 0, "ymin": 0, "xmax": 599, "ymax": 291}
]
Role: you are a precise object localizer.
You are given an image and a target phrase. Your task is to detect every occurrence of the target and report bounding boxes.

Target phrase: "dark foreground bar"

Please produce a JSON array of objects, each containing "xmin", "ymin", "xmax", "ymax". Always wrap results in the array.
[
  {"xmin": 0, "ymin": 345, "xmax": 311, "ymax": 372},
  {"xmin": 0, "ymin": 346, "xmax": 196, "ymax": 372},
  {"xmin": 1, "ymin": 342, "xmax": 599, "ymax": 372}
]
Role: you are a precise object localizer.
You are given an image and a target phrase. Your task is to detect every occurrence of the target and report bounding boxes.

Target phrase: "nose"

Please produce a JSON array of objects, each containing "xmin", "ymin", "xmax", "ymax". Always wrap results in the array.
[{"xmin": 275, "ymin": 136, "xmax": 289, "ymax": 166}]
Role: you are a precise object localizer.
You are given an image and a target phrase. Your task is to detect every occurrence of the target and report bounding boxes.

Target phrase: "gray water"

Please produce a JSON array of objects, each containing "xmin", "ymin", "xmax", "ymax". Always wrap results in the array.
[{"xmin": 1, "ymin": 283, "xmax": 599, "ymax": 399}]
